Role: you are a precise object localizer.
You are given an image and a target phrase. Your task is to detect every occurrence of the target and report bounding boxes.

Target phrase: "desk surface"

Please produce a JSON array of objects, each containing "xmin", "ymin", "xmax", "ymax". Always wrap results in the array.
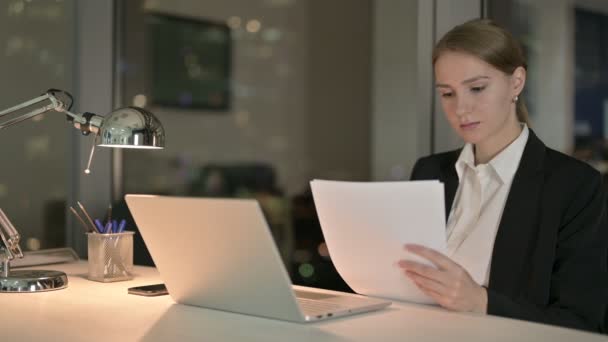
[{"xmin": 4, "ymin": 261, "xmax": 605, "ymax": 341}]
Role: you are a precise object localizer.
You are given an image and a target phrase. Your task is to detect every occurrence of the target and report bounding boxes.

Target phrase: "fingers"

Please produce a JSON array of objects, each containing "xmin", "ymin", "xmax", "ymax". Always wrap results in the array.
[
  {"xmin": 405, "ymin": 270, "xmax": 446, "ymax": 294},
  {"xmin": 406, "ymin": 273, "xmax": 450, "ymax": 307},
  {"xmin": 398, "ymin": 260, "xmax": 448, "ymax": 285},
  {"xmin": 404, "ymin": 244, "xmax": 455, "ymax": 271},
  {"xmin": 415, "ymin": 283, "xmax": 443, "ymax": 302},
  {"xmin": 399, "ymin": 245, "xmax": 486, "ymax": 313},
  {"xmin": 407, "ymin": 270, "xmax": 462, "ymax": 311}
]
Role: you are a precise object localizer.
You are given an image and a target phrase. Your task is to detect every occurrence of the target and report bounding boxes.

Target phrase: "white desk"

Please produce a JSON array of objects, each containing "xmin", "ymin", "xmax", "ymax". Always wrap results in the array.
[{"xmin": 4, "ymin": 261, "xmax": 605, "ymax": 341}]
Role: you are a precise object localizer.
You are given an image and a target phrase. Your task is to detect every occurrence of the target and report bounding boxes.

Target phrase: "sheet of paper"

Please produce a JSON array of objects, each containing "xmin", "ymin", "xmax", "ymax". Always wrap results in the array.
[
  {"xmin": 310, "ymin": 179, "xmax": 447, "ymax": 304},
  {"xmin": 10, "ymin": 248, "xmax": 80, "ymax": 268}
]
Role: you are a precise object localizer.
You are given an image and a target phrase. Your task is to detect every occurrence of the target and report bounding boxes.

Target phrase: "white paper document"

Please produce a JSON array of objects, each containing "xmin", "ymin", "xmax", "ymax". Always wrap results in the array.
[{"xmin": 310, "ymin": 179, "xmax": 447, "ymax": 304}]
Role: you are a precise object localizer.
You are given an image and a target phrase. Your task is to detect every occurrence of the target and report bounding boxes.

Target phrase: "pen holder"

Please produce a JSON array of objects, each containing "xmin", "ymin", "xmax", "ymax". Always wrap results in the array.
[{"xmin": 87, "ymin": 231, "xmax": 134, "ymax": 282}]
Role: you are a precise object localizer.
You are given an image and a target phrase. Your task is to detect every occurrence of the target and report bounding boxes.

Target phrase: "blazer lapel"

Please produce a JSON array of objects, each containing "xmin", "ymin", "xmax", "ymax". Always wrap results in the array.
[
  {"xmin": 439, "ymin": 152, "xmax": 459, "ymax": 221},
  {"xmin": 488, "ymin": 130, "xmax": 546, "ymax": 294}
]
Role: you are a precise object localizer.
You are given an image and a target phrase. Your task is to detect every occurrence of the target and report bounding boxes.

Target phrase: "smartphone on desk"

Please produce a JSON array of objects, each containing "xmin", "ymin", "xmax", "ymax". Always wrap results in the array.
[{"xmin": 128, "ymin": 283, "xmax": 168, "ymax": 296}]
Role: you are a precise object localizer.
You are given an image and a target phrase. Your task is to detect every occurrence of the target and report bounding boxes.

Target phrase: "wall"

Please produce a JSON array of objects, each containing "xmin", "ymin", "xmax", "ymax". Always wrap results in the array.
[
  {"xmin": 307, "ymin": 0, "xmax": 372, "ymax": 182},
  {"xmin": 371, "ymin": 0, "xmax": 420, "ymax": 180},
  {"xmin": 533, "ymin": 0, "xmax": 574, "ymax": 152}
]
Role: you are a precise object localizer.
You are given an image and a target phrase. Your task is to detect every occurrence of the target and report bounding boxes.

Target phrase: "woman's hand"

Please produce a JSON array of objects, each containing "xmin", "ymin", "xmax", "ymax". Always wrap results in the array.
[{"xmin": 398, "ymin": 244, "xmax": 487, "ymax": 313}]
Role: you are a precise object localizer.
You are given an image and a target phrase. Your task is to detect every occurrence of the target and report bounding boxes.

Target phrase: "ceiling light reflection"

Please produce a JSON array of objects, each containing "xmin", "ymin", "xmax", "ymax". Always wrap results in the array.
[
  {"xmin": 246, "ymin": 19, "xmax": 261, "ymax": 33},
  {"xmin": 227, "ymin": 16, "xmax": 241, "ymax": 29}
]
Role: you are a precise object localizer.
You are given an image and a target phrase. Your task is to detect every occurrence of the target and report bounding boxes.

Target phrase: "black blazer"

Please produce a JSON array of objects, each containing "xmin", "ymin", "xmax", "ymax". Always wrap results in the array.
[{"xmin": 410, "ymin": 129, "xmax": 608, "ymax": 333}]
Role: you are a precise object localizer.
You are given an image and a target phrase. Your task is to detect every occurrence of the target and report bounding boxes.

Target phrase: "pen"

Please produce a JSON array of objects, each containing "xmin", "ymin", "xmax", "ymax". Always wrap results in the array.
[
  {"xmin": 104, "ymin": 221, "xmax": 112, "ymax": 234},
  {"xmin": 70, "ymin": 206, "xmax": 92, "ymax": 233},
  {"xmin": 118, "ymin": 219, "xmax": 126, "ymax": 233},
  {"xmin": 105, "ymin": 204, "xmax": 112, "ymax": 227},
  {"xmin": 77, "ymin": 201, "xmax": 99, "ymax": 233},
  {"xmin": 94, "ymin": 219, "xmax": 105, "ymax": 233},
  {"xmin": 112, "ymin": 219, "xmax": 118, "ymax": 233}
]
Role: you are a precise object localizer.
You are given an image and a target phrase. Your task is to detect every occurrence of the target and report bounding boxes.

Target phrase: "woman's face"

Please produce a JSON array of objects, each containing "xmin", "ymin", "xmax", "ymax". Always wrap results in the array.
[{"xmin": 434, "ymin": 51, "xmax": 524, "ymax": 147}]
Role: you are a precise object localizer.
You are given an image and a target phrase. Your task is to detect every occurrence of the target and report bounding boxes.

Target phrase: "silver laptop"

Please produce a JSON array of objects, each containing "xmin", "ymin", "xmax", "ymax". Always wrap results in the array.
[{"xmin": 125, "ymin": 194, "xmax": 391, "ymax": 322}]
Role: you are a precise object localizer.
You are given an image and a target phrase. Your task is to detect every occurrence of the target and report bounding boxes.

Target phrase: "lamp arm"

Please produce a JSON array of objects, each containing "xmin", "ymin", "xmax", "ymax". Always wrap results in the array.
[
  {"xmin": 0, "ymin": 91, "xmax": 103, "ymax": 134},
  {"xmin": 0, "ymin": 90, "xmax": 105, "ymax": 273},
  {"xmin": 0, "ymin": 208, "xmax": 23, "ymax": 266}
]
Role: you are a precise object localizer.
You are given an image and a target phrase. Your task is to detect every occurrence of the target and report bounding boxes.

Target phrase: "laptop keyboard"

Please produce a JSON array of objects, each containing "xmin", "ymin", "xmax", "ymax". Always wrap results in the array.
[
  {"xmin": 297, "ymin": 297, "xmax": 345, "ymax": 315},
  {"xmin": 294, "ymin": 289, "xmax": 338, "ymax": 300}
]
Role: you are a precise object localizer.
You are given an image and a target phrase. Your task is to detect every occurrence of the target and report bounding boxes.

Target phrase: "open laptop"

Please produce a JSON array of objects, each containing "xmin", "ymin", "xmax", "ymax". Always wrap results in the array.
[{"xmin": 125, "ymin": 194, "xmax": 390, "ymax": 322}]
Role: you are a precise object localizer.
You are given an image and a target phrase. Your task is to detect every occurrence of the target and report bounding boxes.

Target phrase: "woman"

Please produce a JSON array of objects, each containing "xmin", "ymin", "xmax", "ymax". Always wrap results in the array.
[{"xmin": 398, "ymin": 19, "xmax": 607, "ymax": 333}]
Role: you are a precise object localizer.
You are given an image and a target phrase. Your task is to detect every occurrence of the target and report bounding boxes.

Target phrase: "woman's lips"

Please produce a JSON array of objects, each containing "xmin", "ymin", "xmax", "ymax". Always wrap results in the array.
[{"xmin": 460, "ymin": 122, "xmax": 480, "ymax": 130}]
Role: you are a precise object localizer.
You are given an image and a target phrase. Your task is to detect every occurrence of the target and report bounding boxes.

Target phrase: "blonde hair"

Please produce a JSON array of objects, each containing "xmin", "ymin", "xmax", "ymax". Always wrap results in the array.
[{"xmin": 433, "ymin": 19, "xmax": 529, "ymax": 125}]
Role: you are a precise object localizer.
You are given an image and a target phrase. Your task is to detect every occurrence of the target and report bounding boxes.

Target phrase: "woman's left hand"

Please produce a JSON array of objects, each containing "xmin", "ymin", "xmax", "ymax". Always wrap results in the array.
[{"xmin": 398, "ymin": 244, "xmax": 487, "ymax": 313}]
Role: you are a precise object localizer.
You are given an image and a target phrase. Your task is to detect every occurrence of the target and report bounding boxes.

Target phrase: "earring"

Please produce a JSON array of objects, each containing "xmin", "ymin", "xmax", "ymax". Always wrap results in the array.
[{"xmin": 513, "ymin": 95, "xmax": 519, "ymax": 103}]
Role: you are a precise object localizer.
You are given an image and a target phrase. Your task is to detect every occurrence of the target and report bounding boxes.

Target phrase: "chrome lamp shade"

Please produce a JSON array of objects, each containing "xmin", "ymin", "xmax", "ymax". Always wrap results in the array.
[{"xmin": 98, "ymin": 107, "xmax": 165, "ymax": 149}]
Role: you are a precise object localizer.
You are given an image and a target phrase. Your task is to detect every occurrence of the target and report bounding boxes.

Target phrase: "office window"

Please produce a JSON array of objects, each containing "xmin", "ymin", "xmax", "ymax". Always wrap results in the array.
[
  {"xmin": 0, "ymin": 0, "xmax": 76, "ymax": 251},
  {"xmin": 572, "ymin": 8, "xmax": 608, "ymax": 169},
  {"xmin": 488, "ymin": 0, "xmax": 608, "ymax": 184}
]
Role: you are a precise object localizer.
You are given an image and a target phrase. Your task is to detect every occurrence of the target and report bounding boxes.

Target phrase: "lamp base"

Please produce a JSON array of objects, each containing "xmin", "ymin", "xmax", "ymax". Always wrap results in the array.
[{"xmin": 0, "ymin": 270, "xmax": 67, "ymax": 292}]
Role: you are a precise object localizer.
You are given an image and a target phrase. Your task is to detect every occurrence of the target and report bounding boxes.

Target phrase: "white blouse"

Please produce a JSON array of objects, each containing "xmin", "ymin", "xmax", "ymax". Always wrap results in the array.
[{"xmin": 446, "ymin": 125, "xmax": 529, "ymax": 286}]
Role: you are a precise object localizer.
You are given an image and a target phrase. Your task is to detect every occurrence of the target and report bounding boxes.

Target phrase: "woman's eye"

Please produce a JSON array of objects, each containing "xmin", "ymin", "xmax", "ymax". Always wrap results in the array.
[
  {"xmin": 471, "ymin": 86, "xmax": 486, "ymax": 93},
  {"xmin": 441, "ymin": 92, "xmax": 453, "ymax": 98}
]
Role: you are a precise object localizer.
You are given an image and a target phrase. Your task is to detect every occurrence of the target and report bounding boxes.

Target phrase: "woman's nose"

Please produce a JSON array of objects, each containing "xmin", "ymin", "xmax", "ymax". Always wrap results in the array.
[{"xmin": 455, "ymin": 95, "xmax": 472, "ymax": 117}]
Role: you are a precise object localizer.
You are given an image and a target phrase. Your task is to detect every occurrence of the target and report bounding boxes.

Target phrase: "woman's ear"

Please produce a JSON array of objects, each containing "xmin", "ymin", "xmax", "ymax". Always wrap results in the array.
[{"xmin": 512, "ymin": 66, "xmax": 526, "ymax": 96}]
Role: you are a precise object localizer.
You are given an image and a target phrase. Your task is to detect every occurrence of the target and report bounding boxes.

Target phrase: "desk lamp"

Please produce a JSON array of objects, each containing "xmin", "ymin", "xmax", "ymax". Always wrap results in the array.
[{"xmin": 0, "ymin": 89, "xmax": 165, "ymax": 292}]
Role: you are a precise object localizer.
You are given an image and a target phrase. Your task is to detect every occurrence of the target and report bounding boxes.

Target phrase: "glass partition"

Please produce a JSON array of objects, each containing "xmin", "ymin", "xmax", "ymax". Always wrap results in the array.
[
  {"xmin": 116, "ymin": 0, "xmax": 382, "ymax": 292},
  {"xmin": 488, "ymin": 0, "xmax": 608, "ymax": 189},
  {"xmin": 0, "ymin": 0, "xmax": 76, "ymax": 251}
]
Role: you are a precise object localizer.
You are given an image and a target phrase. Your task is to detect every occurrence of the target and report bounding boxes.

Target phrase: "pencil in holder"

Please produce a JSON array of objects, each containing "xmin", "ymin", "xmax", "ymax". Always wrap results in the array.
[{"xmin": 87, "ymin": 231, "xmax": 134, "ymax": 282}]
